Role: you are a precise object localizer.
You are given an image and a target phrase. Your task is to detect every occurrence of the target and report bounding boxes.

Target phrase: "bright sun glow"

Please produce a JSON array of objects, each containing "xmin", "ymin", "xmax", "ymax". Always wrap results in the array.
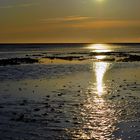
[
  {"xmin": 95, "ymin": 55, "xmax": 106, "ymax": 60},
  {"xmin": 95, "ymin": 62, "xmax": 110, "ymax": 96},
  {"xmin": 87, "ymin": 44, "xmax": 111, "ymax": 53},
  {"xmin": 97, "ymin": 0, "xmax": 103, "ymax": 1},
  {"xmin": 96, "ymin": 0, "xmax": 104, "ymax": 3}
]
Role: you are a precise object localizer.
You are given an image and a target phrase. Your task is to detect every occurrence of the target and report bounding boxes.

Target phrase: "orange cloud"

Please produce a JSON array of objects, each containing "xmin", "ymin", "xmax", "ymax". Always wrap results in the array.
[
  {"xmin": 70, "ymin": 20, "xmax": 140, "ymax": 29},
  {"xmin": 1, "ymin": 18, "xmax": 140, "ymax": 34},
  {"xmin": 41, "ymin": 16, "xmax": 140, "ymax": 30},
  {"xmin": 41, "ymin": 16, "xmax": 94, "ymax": 23},
  {"xmin": 1, "ymin": 15, "xmax": 140, "ymax": 43}
]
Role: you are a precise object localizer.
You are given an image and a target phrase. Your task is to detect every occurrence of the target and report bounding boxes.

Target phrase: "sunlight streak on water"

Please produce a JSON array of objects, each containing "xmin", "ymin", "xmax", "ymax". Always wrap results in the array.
[
  {"xmin": 95, "ymin": 62, "xmax": 110, "ymax": 96},
  {"xmin": 87, "ymin": 44, "xmax": 112, "ymax": 53},
  {"xmin": 95, "ymin": 55, "xmax": 106, "ymax": 60},
  {"xmin": 68, "ymin": 61, "xmax": 117, "ymax": 139}
]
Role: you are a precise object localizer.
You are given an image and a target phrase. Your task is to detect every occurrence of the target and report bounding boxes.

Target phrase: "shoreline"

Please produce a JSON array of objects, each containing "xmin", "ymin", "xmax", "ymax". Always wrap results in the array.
[
  {"xmin": 0, "ymin": 44, "xmax": 140, "ymax": 139},
  {"xmin": 0, "ymin": 52, "xmax": 140, "ymax": 66},
  {"xmin": 0, "ymin": 60, "xmax": 140, "ymax": 139}
]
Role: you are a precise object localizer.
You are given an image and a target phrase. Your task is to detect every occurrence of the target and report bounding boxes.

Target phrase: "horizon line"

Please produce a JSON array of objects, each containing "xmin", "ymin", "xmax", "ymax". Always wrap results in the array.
[{"xmin": 0, "ymin": 42, "xmax": 140, "ymax": 45}]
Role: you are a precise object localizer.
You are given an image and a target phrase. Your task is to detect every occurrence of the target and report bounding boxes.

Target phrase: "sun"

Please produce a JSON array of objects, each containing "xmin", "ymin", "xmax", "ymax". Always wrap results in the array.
[{"xmin": 96, "ymin": 0, "xmax": 104, "ymax": 2}]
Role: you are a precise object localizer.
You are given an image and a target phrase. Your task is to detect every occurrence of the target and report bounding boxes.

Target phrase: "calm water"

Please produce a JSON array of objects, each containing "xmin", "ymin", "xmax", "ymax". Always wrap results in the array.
[
  {"xmin": 0, "ymin": 43, "xmax": 140, "ymax": 59},
  {"xmin": 0, "ymin": 43, "xmax": 140, "ymax": 140}
]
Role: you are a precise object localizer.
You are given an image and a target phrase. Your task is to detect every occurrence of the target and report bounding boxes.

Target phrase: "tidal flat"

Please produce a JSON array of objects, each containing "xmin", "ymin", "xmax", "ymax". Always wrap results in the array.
[{"xmin": 0, "ymin": 43, "xmax": 140, "ymax": 139}]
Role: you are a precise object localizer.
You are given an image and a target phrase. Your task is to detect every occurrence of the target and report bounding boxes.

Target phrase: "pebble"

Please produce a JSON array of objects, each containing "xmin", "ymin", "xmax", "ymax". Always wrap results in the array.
[
  {"xmin": 19, "ymin": 102, "xmax": 25, "ymax": 106},
  {"xmin": 54, "ymin": 120, "xmax": 61, "ymax": 123},
  {"xmin": 112, "ymin": 95, "xmax": 116, "ymax": 98},
  {"xmin": 65, "ymin": 120, "xmax": 70, "ymax": 123},
  {"xmin": 42, "ymin": 113, "xmax": 48, "ymax": 116},
  {"xmin": 59, "ymin": 105, "xmax": 63, "ymax": 108},
  {"xmin": 73, "ymin": 122, "xmax": 80, "ymax": 125},
  {"xmin": 34, "ymin": 108, "xmax": 40, "ymax": 111},
  {"xmin": 73, "ymin": 117, "xmax": 78, "ymax": 120},
  {"xmin": 0, "ymin": 105, "xmax": 4, "ymax": 108},
  {"xmin": 12, "ymin": 112, "xmax": 17, "ymax": 115},
  {"xmin": 19, "ymin": 88, "xmax": 22, "ymax": 91},
  {"xmin": 46, "ymin": 95, "xmax": 50, "ymax": 98},
  {"xmin": 16, "ymin": 114, "xmax": 24, "ymax": 121},
  {"xmin": 133, "ymin": 86, "xmax": 137, "ymax": 88},
  {"xmin": 51, "ymin": 108, "xmax": 55, "ymax": 112},
  {"xmin": 58, "ymin": 93, "xmax": 63, "ymax": 96},
  {"xmin": 19, "ymin": 100, "xmax": 27, "ymax": 106},
  {"xmin": 45, "ymin": 104, "xmax": 51, "ymax": 108}
]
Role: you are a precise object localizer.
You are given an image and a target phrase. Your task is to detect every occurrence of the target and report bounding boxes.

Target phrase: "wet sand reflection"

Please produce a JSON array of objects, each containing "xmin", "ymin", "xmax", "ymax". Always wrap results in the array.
[
  {"xmin": 95, "ymin": 62, "xmax": 110, "ymax": 96},
  {"xmin": 70, "ymin": 62, "xmax": 117, "ymax": 139}
]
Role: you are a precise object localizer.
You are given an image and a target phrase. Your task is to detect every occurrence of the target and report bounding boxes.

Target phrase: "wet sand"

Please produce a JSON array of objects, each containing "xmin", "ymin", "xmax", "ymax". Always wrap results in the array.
[
  {"xmin": 0, "ymin": 51, "xmax": 140, "ymax": 66},
  {"xmin": 0, "ymin": 59, "xmax": 140, "ymax": 140}
]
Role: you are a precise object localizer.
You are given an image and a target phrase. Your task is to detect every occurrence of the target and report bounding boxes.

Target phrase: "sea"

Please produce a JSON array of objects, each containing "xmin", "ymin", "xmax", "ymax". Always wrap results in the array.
[
  {"xmin": 0, "ymin": 43, "xmax": 140, "ymax": 59},
  {"xmin": 0, "ymin": 43, "xmax": 140, "ymax": 139}
]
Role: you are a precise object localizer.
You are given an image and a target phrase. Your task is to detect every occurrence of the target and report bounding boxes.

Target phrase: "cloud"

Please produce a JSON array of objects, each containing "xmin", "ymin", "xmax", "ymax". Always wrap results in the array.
[
  {"xmin": 41, "ymin": 16, "xmax": 140, "ymax": 30},
  {"xmin": 1, "ymin": 15, "xmax": 140, "ymax": 43},
  {"xmin": 69, "ymin": 20, "xmax": 140, "ymax": 29},
  {"xmin": 0, "ymin": 2, "xmax": 38, "ymax": 9},
  {"xmin": 41, "ymin": 16, "xmax": 94, "ymax": 23}
]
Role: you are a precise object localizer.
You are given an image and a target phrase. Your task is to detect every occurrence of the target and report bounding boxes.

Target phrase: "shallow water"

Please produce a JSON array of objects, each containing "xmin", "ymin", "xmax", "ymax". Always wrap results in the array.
[
  {"xmin": 0, "ymin": 44, "xmax": 140, "ymax": 139},
  {"xmin": 0, "ymin": 43, "xmax": 140, "ymax": 59},
  {"xmin": 0, "ymin": 60, "xmax": 140, "ymax": 139}
]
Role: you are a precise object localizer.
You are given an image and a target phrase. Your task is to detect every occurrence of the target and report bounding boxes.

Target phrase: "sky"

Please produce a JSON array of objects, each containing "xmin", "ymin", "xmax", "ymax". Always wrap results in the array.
[{"xmin": 0, "ymin": 0, "xmax": 140, "ymax": 43}]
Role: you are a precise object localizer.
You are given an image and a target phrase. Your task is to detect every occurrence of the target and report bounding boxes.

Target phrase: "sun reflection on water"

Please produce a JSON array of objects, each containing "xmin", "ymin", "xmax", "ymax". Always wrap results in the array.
[
  {"xmin": 67, "ymin": 61, "xmax": 118, "ymax": 139},
  {"xmin": 95, "ymin": 55, "xmax": 106, "ymax": 60},
  {"xmin": 87, "ymin": 44, "xmax": 112, "ymax": 53},
  {"xmin": 95, "ymin": 62, "xmax": 110, "ymax": 96}
]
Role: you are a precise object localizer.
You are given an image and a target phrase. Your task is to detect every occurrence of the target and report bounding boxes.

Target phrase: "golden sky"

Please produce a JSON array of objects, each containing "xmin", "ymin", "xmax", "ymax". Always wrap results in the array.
[{"xmin": 0, "ymin": 0, "xmax": 140, "ymax": 43}]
